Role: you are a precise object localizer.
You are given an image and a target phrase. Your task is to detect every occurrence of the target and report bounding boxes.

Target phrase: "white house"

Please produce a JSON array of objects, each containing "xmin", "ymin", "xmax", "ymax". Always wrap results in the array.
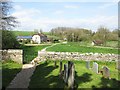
[
  {"xmin": 32, "ymin": 33, "xmax": 47, "ymax": 44},
  {"xmin": 32, "ymin": 34, "xmax": 41, "ymax": 44}
]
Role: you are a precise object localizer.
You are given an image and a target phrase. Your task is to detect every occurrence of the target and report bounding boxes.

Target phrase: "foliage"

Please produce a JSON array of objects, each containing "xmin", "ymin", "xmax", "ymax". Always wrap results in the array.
[
  {"xmin": 46, "ymin": 42, "xmax": 118, "ymax": 54},
  {"xmin": 50, "ymin": 27, "xmax": 118, "ymax": 45},
  {"xmin": 0, "ymin": 0, "xmax": 18, "ymax": 30},
  {"xmin": 29, "ymin": 60, "xmax": 119, "ymax": 88},
  {"xmin": 50, "ymin": 27, "xmax": 92, "ymax": 42},
  {"xmin": 1, "ymin": 0, "xmax": 20, "ymax": 49},
  {"xmin": 2, "ymin": 60, "xmax": 22, "ymax": 88},
  {"xmin": 2, "ymin": 30, "xmax": 20, "ymax": 49}
]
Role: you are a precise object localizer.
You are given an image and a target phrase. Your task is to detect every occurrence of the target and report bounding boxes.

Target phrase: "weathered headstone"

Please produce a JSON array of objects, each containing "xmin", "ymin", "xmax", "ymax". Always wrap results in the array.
[
  {"xmin": 63, "ymin": 64, "xmax": 66, "ymax": 82},
  {"xmin": 59, "ymin": 61, "xmax": 63, "ymax": 74},
  {"xmin": 86, "ymin": 61, "xmax": 90, "ymax": 69},
  {"xmin": 64, "ymin": 64, "xmax": 68, "ymax": 83},
  {"xmin": 68, "ymin": 62, "xmax": 75, "ymax": 89},
  {"xmin": 54, "ymin": 61, "xmax": 57, "ymax": 67},
  {"xmin": 102, "ymin": 66, "xmax": 110, "ymax": 78},
  {"xmin": 92, "ymin": 62, "xmax": 98, "ymax": 74},
  {"xmin": 116, "ymin": 60, "xmax": 120, "ymax": 70}
]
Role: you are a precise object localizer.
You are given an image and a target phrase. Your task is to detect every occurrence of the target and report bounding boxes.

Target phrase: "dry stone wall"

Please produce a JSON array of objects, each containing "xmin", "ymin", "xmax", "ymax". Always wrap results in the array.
[
  {"xmin": 1, "ymin": 49, "xmax": 23, "ymax": 64},
  {"xmin": 38, "ymin": 51, "xmax": 118, "ymax": 62}
]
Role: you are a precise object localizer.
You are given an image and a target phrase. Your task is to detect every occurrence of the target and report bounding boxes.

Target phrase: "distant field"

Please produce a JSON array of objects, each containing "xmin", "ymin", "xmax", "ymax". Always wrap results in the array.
[
  {"xmin": 46, "ymin": 42, "xmax": 118, "ymax": 54},
  {"xmin": 12, "ymin": 31, "xmax": 50, "ymax": 36},
  {"xmin": 12, "ymin": 31, "xmax": 35, "ymax": 36}
]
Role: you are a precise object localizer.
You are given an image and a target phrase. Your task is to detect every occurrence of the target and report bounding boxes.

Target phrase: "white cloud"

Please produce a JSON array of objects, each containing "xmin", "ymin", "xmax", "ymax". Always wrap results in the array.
[
  {"xmin": 13, "ymin": 0, "xmax": 119, "ymax": 2},
  {"xmin": 98, "ymin": 3, "xmax": 117, "ymax": 9},
  {"xmin": 64, "ymin": 5, "xmax": 79, "ymax": 9},
  {"xmin": 54, "ymin": 10, "xmax": 64, "ymax": 14},
  {"xmin": 12, "ymin": 4, "xmax": 117, "ymax": 32}
]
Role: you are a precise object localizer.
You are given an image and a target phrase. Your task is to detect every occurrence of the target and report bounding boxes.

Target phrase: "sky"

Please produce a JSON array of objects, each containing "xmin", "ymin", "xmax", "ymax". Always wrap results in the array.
[{"xmin": 11, "ymin": 0, "xmax": 119, "ymax": 32}]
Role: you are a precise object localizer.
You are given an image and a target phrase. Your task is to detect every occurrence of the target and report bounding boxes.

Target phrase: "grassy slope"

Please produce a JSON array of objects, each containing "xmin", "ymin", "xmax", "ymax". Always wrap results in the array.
[
  {"xmin": 21, "ymin": 45, "xmax": 50, "ymax": 63},
  {"xmin": 12, "ymin": 31, "xmax": 35, "ymax": 36},
  {"xmin": 2, "ymin": 61, "xmax": 22, "ymax": 88},
  {"xmin": 46, "ymin": 42, "xmax": 118, "ymax": 54},
  {"xmin": 29, "ymin": 60, "xmax": 119, "ymax": 88},
  {"xmin": 12, "ymin": 31, "xmax": 50, "ymax": 36}
]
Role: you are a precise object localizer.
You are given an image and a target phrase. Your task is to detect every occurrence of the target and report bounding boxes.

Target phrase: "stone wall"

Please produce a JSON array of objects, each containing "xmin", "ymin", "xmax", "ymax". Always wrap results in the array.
[
  {"xmin": 38, "ymin": 51, "xmax": 118, "ymax": 62},
  {"xmin": 1, "ymin": 49, "xmax": 23, "ymax": 64}
]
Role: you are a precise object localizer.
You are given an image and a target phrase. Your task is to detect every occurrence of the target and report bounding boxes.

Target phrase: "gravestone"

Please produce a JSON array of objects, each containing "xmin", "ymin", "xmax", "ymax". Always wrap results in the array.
[
  {"xmin": 86, "ymin": 61, "xmax": 90, "ymax": 69},
  {"xmin": 63, "ymin": 64, "xmax": 67, "ymax": 83},
  {"xmin": 92, "ymin": 62, "xmax": 98, "ymax": 74},
  {"xmin": 116, "ymin": 60, "xmax": 120, "ymax": 70},
  {"xmin": 54, "ymin": 61, "xmax": 57, "ymax": 67},
  {"xmin": 68, "ymin": 62, "xmax": 75, "ymax": 89},
  {"xmin": 64, "ymin": 64, "xmax": 68, "ymax": 83},
  {"xmin": 59, "ymin": 61, "xmax": 63, "ymax": 74},
  {"xmin": 102, "ymin": 66, "xmax": 110, "ymax": 78}
]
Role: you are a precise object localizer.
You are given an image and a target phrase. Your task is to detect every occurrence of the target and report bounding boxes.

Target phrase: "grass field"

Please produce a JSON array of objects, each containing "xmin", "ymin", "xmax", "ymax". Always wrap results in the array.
[
  {"xmin": 2, "ymin": 60, "xmax": 22, "ymax": 88},
  {"xmin": 21, "ymin": 45, "xmax": 50, "ymax": 63},
  {"xmin": 12, "ymin": 31, "xmax": 35, "ymax": 36},
  {"xmin": 12, "ymin": 31, "xmax": 50, "ymax": 36},
  {"xmin": 46, "ymin": 42, "xmax": 119, "ymax": 54},
  {"xmin": 29, "ymin": 60, "xmax": 119, "ymax": 88}
]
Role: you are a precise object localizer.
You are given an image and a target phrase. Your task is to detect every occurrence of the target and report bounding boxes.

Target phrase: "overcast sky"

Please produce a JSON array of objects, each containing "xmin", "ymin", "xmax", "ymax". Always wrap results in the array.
[{"xmin": 11, "ymin": 0, "xmax": 119, "ymax": 32}]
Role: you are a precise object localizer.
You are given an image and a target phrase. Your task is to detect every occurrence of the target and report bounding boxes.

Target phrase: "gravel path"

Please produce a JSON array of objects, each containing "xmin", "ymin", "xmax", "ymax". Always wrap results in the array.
[
  {"xmin": 6, "ymin": 44, "xmax": 58, "ymax": 89},
  {"xmin": 6, "ymin": 64, "xmax": 36, "ymax": 88},
  {"xmin": 41, "ymin": 43, "xmax": 60, "ymax": 51}
]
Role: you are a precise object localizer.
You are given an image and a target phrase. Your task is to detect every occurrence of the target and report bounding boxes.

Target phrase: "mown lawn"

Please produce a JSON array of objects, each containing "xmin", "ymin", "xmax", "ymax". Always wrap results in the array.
[
  {"xmin": 21, "ymin": 45, "xmax": 50, "ymax": 63},
  {"xmin": 29, "ymin": 60, "xmax": 119, "ymax": 88},
  {"xmin": 46, "ymin": 42, "xmax": 118, "ymax": 54},
  {"xmin": 2, "ymin": 60, "xmax": 22, "ymax": 88}
]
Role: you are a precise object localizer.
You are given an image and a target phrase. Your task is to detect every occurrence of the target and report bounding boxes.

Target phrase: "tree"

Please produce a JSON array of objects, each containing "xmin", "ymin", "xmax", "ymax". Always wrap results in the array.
[
  {"xmin": 0, "ymin": 0, "xmax": 19, "ymax": 49},
  {"xmin": 93, "ymin": 26, "xmax": 110, "ymax": 46},
  {"xmin": 0, "ymin": 0, "xmax": 18, "ymax": 30}
]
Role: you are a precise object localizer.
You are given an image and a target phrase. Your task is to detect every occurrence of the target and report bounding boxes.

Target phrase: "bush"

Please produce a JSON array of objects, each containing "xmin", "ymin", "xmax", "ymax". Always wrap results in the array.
[{"xmin": 2, "ymin": 30, "xmax": 20, "ymax": 49}]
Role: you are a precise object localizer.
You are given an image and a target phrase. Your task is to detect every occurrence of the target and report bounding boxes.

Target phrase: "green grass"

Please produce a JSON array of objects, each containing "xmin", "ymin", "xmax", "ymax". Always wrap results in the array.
[
  {"xmin": 46, "ymin": 42, "xmax": 118, "ymax": 54},
  {"xmin": 12, "ymin": 31, "xmax": 50, "ymax": 36},
  {"xmin": 21, "ymin": 45, "xmax": 50, "ymax": 63},
  {"xmin": 2, "ymin": 60, "xmax": 22, "ymax": 88},
  {"xmin": 29, "ymin": 60, "xmax": 119, "ymax": 88},
  {"xmin": 12, "ymin": 31, "xmax": 35, "ymax": 36}
]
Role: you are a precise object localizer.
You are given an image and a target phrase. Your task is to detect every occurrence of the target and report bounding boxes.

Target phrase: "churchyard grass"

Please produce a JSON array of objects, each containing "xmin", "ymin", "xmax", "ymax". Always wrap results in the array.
[
  {"xmin": 21, "ymin": 45, "xmax": 50, "ymax": 63},
  {"xmin": 29, "ymin": 60, "xmax": 119, "ymax": 88},
  {"xmin": 46, "ymin": 42, "xmax": 118, "ymax": 54},
  {"xmin": 2, "ymin": 60, "xmax": 22, "ymax": 88}
]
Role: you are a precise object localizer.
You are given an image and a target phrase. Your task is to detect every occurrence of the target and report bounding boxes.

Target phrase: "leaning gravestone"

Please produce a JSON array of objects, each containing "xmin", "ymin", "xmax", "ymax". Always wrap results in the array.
[
  {"xmin": 59, "ymin": 61, "xmax": 63, "ymax": 74},
  {"xmin": 63, "ymin": 64, "xmax": 66, "ymax": 82},
  {"xmin": 86, "ymin": 61, "xmax": 90, "ymax": 69},
  {"xmin": 67, "ymin": 62, "xmax": 75, "ymax": 89},
  {"xmin": 102, "ymin": 66, "xmax": 110, "ymax": 78},
  {"xmin": 92, "ymin": 62, "xmax": 98, "ymax": 74}
]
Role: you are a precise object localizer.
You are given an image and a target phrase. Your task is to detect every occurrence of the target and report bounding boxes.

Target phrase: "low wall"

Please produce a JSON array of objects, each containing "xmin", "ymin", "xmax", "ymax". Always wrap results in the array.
[
  {"xmin": 1, "ymin": 49, "xmax": 23, "ymax": 64},
  {"xmin": 38, "ymin": 51, "xmax": 118, "ymax": 62}
]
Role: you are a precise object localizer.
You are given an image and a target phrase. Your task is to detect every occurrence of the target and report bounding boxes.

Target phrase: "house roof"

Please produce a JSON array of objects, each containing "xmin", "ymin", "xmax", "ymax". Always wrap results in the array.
[{"xmin": 16, "ymin": 36, "xmax": 32, "ymax": 39}]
